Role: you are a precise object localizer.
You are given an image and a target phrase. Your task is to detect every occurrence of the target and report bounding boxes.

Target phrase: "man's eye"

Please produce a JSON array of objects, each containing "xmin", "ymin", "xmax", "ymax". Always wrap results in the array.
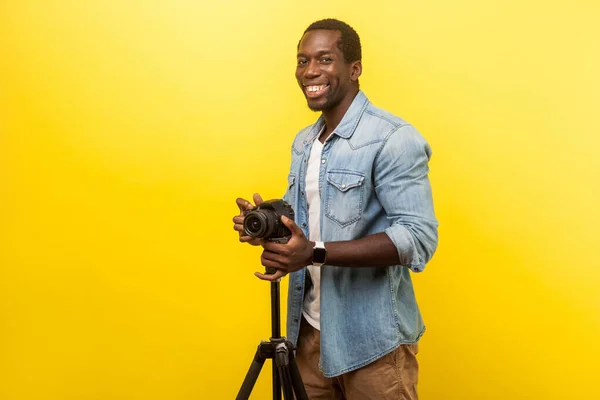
[
  {"xmin": 320, "ymin": 57, "xmax": 332, "ymax": 63},
  {"xmin": 297, "ymin": 60, "xmax": 308, "ymax": 66}
]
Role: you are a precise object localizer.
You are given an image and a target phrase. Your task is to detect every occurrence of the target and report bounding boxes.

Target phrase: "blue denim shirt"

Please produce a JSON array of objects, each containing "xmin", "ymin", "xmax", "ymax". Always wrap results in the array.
[{"xmin": 283, "ymin": 91, "xmax": 438, "ymax": 377}]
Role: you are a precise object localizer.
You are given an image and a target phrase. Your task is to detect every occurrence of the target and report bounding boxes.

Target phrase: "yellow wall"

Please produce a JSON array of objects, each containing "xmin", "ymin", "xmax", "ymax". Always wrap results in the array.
[{"xmin": 1, "ymin": 1, "xmax": 599, "ymax": 399}]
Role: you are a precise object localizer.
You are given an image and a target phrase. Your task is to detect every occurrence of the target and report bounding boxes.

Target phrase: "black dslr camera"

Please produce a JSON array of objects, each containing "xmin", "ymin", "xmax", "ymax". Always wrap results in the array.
[{"xmin": 243, "ymin": 199, "xmax": 295, "ymax": 244}]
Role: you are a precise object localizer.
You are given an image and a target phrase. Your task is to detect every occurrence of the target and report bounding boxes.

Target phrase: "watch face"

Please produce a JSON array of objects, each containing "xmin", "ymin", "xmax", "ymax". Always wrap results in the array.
[{"xmin": 313, "ymin": 247, "xmax": 327, "ymax": 264}]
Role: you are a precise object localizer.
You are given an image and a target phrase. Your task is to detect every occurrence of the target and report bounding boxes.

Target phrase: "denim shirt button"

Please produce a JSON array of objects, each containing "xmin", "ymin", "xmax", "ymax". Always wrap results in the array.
[
  {"xmin": 302, "ymin": 223, "xmax": 307, "ymax": 227},
  {"xmin": 321, "ymin": 159, "xmax": 326, "ymax": 164},
  {"xmin": 294, "ymin": 318, "xmax": 299, "ymax": 323},
  {"xmin": 296, "ymin": 286, "xmax": 302, "ymax": 291}
]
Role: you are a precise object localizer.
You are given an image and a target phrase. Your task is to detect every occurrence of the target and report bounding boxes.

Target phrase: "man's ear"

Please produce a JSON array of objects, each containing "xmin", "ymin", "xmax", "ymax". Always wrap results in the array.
[{"xmin": 350, "ymin": 60, "xmax": 362, "ymax": 82}]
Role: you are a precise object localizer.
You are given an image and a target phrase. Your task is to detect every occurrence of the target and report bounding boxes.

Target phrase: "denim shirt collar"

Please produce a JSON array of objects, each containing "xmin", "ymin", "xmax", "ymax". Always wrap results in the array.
[{"xmin": 303, "ymin": 90, "xmax": 369, "ymax": 145}]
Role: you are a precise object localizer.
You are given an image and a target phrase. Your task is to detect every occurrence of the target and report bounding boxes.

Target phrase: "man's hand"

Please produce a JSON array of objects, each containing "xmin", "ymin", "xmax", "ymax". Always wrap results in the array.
[
  {"xmin": 232, "ymin": 193, "xmax": 264, "ymax": 246},
  {"xmin": 254, "ymin": 216, "xmax": 314, "ymax": 282}
]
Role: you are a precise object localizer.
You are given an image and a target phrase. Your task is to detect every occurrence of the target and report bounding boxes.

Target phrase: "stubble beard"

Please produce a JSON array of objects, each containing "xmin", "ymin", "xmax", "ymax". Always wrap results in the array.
[{"xmin": 306, "ymin": 92, "xmax": 342, "ymax": 112}]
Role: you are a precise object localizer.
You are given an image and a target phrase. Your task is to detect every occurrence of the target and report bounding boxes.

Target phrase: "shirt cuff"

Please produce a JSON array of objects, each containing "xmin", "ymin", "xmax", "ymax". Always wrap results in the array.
[{"xmin": 384, "ymin": 224, "xmax": 425, "ymax": 272}]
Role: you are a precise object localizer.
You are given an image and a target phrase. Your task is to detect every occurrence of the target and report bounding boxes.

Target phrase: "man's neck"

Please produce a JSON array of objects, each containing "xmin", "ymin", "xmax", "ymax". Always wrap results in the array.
[{"xmin": 319, "ymin": 89, "xmax": 359, "ymax": 143}]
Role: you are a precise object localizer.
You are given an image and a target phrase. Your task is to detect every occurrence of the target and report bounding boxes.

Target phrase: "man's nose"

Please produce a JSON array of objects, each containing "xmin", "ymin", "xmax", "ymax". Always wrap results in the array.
[{"xmin": 304, "ymin": 60, "xmax": 320, "ymax": 78}]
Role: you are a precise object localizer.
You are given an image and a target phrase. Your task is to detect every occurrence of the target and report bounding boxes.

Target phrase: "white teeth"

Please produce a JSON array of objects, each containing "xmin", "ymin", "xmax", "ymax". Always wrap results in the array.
[{"xmin": 307, "ymin": 85, "xmax": 327, "ymax": 92}]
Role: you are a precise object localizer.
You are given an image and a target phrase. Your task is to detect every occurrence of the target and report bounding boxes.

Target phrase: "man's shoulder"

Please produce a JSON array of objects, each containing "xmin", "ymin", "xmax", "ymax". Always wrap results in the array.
[
  {"xmin": 347, "ymin": 102, "xmax": 412, "ymax": 148},
  {"xmin": 363, "ymin": 102, "xmax": 411, "ymax": 132},
  {"xmin": 350, "ymin": 101, "xmax": 432, "ymax": 155}
]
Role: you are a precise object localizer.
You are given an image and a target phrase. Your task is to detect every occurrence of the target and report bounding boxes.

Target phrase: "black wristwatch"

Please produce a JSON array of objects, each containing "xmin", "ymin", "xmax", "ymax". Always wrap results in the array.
[{"xmin": 312, "ymin": 241, "xmax": 327, "ymax": 267}]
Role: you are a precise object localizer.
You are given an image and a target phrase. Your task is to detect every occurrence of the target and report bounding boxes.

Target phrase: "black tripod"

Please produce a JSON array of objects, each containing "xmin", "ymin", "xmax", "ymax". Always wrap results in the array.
[{"xmin": 236, "ymin": 278, "xmax": 308, "ymax": 400}]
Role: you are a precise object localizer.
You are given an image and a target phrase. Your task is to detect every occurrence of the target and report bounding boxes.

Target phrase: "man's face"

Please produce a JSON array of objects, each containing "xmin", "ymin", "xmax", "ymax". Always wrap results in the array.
[{"xmin": 296, "ymin": 29, "xmax": 360, "ymax": 112}]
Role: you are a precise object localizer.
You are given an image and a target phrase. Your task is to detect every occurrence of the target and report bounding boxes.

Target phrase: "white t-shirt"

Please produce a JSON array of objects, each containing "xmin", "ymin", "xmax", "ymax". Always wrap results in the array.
[{"xmin": 302, "ymin": 136, "xmax": 325, "ymax": 330}]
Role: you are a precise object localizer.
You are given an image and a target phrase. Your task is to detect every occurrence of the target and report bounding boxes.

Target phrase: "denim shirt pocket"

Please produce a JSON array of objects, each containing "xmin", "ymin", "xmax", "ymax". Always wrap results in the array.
[{"xmin": 325, "ymin": 170, "xmax": 365, "ymax": 226}]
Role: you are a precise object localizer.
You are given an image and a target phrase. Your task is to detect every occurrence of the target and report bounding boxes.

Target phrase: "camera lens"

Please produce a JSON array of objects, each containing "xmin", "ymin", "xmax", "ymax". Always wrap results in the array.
[
  {"xmin": 247, "ymin": 217, "xmax": 262, "ymax": 234},
  {"xmin": 244, "ymin": 212, "xmax": 269, "ymax": 238}
]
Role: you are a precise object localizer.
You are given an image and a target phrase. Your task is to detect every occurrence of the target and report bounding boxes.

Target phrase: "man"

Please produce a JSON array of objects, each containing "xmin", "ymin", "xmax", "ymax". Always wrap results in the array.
[{"xmin": 233, "ymin": 19, "xmax": 438, "ymax": 400}]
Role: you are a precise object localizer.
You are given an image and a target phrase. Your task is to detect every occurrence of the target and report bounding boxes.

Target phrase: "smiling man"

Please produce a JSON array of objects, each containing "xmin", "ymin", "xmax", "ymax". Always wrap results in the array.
[{"xmin": 233, "ymin": 19, "xmax": 438, "ymax": 399}]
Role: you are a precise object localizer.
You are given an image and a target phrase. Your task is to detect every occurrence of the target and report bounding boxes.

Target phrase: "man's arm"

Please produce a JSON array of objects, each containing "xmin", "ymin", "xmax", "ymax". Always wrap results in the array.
[
  {"xmin": 257, "ymin": 227, "xmax": 398, "ymax": 281},
  {"xmin": 319, "ymin": 233, "xmax": 399, "ymax": 267},
  {"xmin": 373, "ymin": 124, "xmax": 438, "ymax": 272}
]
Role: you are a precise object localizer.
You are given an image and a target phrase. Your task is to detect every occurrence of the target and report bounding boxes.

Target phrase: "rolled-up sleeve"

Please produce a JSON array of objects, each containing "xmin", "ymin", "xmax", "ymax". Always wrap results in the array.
[{"xmin": 374, "ymin": 124, "xmax": 439, "ymax": 272}]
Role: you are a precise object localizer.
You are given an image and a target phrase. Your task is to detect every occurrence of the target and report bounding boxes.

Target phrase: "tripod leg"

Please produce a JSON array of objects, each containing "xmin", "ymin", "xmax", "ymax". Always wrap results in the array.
[
  {"xmin": 277, "ymin": 363, "xmax": 295, "ymax": 400},
  {"xmin": 272, "ymin": 362, "xmax": 281, "ymax": 400},
  {"xmin": 289, "ymin": 355, "xmax": 309, "ymax": 400},
  {"xmin": 236, "ymin": 348, "xmax": 267, "ymax": 400}
]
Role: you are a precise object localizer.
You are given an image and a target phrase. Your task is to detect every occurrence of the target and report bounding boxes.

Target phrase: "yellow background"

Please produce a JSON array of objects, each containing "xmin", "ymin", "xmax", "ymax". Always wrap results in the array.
[{"xmin": 1, "ymin": 0, "xmax": 599, "ymax": 399}]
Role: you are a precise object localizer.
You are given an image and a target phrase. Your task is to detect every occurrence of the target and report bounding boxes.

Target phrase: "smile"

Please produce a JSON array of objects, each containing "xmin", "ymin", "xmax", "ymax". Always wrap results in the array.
[{"xmin": 304, "ymin": 84, "xmax": 330, "ymax": 98}]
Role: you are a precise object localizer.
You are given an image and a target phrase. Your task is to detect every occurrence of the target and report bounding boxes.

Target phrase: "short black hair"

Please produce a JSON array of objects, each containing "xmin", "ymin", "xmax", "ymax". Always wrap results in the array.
[{"xmin": 299, "ymin": 18, "xmax": 362, "ymax": 64}]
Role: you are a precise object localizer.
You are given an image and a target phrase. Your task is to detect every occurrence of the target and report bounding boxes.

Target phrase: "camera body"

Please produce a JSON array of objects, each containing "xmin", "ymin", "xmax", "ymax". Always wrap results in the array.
[{"xmin": 243, "ymin": 199, "xmax": 295, "ymax": 243}]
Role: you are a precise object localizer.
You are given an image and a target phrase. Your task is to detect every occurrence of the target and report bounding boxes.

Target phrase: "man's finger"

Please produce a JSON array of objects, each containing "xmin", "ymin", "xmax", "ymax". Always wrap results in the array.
[
  {"xmin": 253, "ymin": 193, "xmax": 264, "ymax": 206},
  {"xmin": 262, "ymin": 241, "xmax": 287, "ymax": 255},
  {"xmin": 281, "ymin": 215, "xmax": 304, "ymax": 237},
  {"xmin": 254, "ymin": 269, "xmax": 286, "ymax": 282},
  {"xmin": 240, "ymin": 236, "xmax": 264, "ymax": 246},
  {"xmin": 236, "ymin": 198, "xmax": 254, "ymax": 214},
  {"xmin": 262, "ymin": 250, "xmax": 288, "ymax": 266}
]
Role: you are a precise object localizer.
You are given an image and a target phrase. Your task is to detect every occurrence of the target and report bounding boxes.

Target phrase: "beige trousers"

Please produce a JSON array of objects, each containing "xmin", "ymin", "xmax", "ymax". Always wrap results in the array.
[{"xmin": 295, "ymin": 317, "xmax": 419, "ymax": 400}]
